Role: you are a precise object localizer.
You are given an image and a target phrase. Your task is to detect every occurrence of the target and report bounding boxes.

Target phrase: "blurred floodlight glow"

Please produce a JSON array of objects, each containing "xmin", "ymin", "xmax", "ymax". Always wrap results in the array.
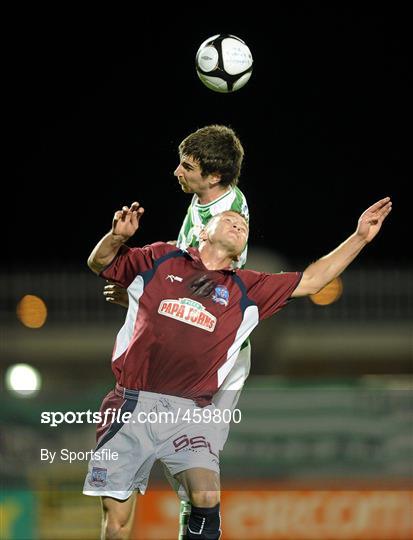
[
  {"xmin": 5, "ymin": 363, "xmax": 42, "ymax": 397},
  {"xmin": 310, "ymin": 277, "xmax": 343, "ymax": 305},
  {"xmin": 16, "ymin": 294, "xmax": 48, "ymax": 328}
]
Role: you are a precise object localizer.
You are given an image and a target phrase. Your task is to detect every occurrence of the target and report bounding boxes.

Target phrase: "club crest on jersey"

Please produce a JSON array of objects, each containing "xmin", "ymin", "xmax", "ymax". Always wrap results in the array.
[
  {"xmin": 89, "ymin": 467, "xmax": 107, "ymax": 487},
  {"xmin": 158, "ymin": 298, "xmax": 216, "ymax": 332},
  {"xmin": 212, "ymin": 285, "xmax": 229, "ymax": 306}
]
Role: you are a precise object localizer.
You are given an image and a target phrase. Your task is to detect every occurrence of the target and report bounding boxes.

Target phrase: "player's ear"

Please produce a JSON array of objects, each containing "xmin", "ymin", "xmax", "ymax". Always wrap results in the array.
[{"xmin": 208, "ymin": 174, "xmax": 221, "ymax": 187}]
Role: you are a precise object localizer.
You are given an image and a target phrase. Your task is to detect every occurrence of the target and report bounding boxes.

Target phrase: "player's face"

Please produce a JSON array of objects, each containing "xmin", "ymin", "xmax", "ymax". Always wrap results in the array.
[
  {"xmin": 207, "ymin": 211, "xmax": 249, "ymax": 256},
  {"xmin": 174, "ymin": 155, "xmax": 212, "ymax": 194}
]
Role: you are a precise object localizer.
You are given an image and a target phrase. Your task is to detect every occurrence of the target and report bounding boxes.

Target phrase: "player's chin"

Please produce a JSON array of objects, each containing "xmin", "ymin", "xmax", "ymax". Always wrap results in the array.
[
  {"xmin": 228, "ymin": 233, "xmax": 243, "ymax": 248},
  {"xmin": 226, "ymin": 242, "xmax": 242, "ymax": 259}
]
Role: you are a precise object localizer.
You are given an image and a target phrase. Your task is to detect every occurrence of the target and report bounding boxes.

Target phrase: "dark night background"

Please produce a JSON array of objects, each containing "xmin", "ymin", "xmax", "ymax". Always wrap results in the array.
[{"xmin": 7, "ymin": 8, "xmax": 410, "ymax": 270}]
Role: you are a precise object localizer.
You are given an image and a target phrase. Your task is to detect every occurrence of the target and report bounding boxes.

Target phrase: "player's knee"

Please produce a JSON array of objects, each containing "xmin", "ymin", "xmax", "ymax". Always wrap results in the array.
[
  {"xmin": 189, "ymin": 490, "xmax": 220, "ymax": 508},
  {"xmin": 187, "ymin": 503, "xmax": 221, "ymax": 540},
  {"xmin": 102, "ymin": 509, "xmax": 133, "ymax": 540},
  {"xmin": 103, "ymin": 517, "xmax": 131, "ymax": 540}
]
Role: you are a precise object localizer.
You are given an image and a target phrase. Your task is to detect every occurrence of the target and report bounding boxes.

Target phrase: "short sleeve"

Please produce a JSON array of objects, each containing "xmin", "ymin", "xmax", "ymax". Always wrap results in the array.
[
  {"xmin": 100, "ymin": 242, "xmax": 173, "ymax": 289},
  {"xmin": 241, "ymin": 270, "xmax": 302, "ymax": 320}
]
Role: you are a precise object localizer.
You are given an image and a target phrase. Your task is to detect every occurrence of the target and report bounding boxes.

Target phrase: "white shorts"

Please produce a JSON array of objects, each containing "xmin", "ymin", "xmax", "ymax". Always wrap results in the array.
[
  {"xmin": 164, "ymin": 341, "xmax": 251, "ymax": 501},
  {"xmin": 83, "ymin": 388, "xmax": 220, "ymax": 500}
]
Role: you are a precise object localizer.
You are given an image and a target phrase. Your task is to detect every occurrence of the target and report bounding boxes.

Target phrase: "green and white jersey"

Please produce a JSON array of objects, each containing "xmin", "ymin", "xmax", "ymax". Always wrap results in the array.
[{"xmin": 176, "ymin": 186, "xmax": 249, "ymax": 269}]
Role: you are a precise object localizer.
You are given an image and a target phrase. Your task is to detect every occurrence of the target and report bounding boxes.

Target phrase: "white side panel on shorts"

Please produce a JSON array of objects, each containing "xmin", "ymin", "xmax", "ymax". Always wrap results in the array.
[
  {"xmin": 217, "ymin": 305, "xmax": 258, "ymax": 387},
  {"xmin": 112, "ymin": 275, "xmax": 144, "ymax": 361}
]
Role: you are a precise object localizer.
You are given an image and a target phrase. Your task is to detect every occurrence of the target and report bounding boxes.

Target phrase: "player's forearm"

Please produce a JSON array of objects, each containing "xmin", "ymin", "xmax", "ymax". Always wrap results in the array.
[
  {"xmin": 303, "ymin": 232, "xmax": 367, "ymax": 293},
  {"xmin": 87, "ymin": 231, "xmax": 128, "ymax": 274}
]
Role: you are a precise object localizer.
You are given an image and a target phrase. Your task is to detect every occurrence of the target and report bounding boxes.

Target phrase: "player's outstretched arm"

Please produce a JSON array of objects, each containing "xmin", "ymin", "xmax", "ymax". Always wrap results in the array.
[
  {"xmin": 292, "ymin": 197, "xmax": 392, "ymax": 297},
  {"xmin": 88, "ymin": 202, "xmax": 144, "ymax": 275}
]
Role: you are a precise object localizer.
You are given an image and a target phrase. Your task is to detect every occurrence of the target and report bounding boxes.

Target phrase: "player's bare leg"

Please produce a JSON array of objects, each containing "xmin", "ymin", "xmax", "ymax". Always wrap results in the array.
[
  {"xmin": 100, "ymin": 493, "xmax": 136, "ymax": 540},
  {"xmin": 175, "ymin": 468, "xmax": 221, "ymax": 540}
]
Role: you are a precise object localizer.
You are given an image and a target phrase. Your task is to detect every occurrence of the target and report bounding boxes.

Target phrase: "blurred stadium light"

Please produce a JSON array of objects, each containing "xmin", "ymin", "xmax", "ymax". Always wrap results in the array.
[
  {"xmin": 5, "ymin": 364, "xmax": 42, "ymax": 398},
  {"xmin": 16, "ymin": 295, "xmax": 48, "ymax": 329}
]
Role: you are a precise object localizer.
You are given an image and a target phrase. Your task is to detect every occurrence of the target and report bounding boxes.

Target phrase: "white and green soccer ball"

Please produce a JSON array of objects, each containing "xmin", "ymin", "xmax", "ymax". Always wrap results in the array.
[{"xmin": 195, "ymin": 34, "xmax": 253, "ymax": 93}]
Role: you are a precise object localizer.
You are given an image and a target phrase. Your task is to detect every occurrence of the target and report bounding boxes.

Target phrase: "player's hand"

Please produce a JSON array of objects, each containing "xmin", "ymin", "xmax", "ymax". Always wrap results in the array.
[
  {"xmin": 356, "ymin": 197, "xmax": 392, "ymax": 242},
  {"xmin": 112, "ymin": 202, "xmax": 144, "ymax": 241},
  {"xmin": 167, "ymin": 240, "xmax": 177, "ymax": 246},
  {"xmin": 103, "ymin": 281, "xmax": 129, "ymax": 308}
]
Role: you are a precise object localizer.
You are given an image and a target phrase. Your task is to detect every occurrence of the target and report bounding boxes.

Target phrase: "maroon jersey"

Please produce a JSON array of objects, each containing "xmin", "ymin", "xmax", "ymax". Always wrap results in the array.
[{"xmin": 101, "ymin": 242, "xmax": 301, "ymax": 406}]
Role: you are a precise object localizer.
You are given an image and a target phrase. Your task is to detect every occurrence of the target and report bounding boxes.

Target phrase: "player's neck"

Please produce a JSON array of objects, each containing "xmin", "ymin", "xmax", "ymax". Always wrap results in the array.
[
  {"xmin": 198, "ymin": 243, "xmax": 234, "ymax": 271},
  {"xmin": 196, "ymin": 184, "xmax": 231, "ymax": 205}
]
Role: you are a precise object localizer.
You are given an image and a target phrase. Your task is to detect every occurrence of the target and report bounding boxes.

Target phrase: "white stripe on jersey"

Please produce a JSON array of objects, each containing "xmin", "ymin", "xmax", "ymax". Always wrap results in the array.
[
  {"xmin": 113, "ymin": 275, "xmax": 144, "ymax": 361},
  {"xmin": 217, "ymin": 305, "xmax": 259, "ymax": 387}
]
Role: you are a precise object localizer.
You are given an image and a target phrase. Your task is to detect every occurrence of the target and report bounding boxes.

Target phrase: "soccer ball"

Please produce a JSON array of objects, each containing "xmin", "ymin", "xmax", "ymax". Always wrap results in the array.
[{"xmin": 195, "ymin": 34, "xmax": 253, "ymax": 93}]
